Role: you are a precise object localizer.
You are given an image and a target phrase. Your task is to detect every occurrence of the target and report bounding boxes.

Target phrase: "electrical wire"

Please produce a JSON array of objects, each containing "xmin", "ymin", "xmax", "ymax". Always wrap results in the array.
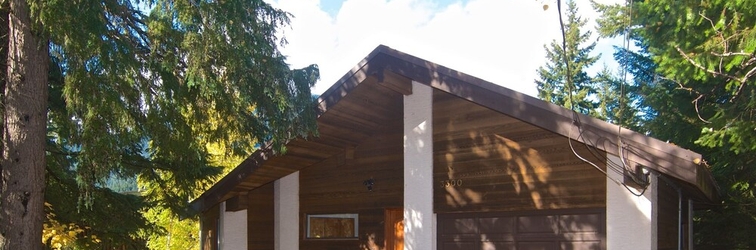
[
  {"xmin": 616, "ymin": 0, "xmax": 636, "ymax": 184},
  {"xmin": 556, "ymin": 0, "xmax": 648, "ymax": 196}
]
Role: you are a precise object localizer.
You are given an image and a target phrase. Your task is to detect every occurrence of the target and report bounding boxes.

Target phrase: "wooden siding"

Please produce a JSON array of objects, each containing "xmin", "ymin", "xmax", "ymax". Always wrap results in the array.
[
  {"xmin": 192, "ymin": 45, "xmax": 717, "ymax": 217},
  {"xmin": 432, "ymin": 90, "xmax": 607, "ymax": 213},
  {"xmin": 299, "ymin": 118, "xmax": 404, "ymax": 250},
  {"xmin": 200, "ymin": 204, "xmax": 220, "ymax": 250},
  {"xmin": 437, "ymin": 208, "xmax": 606, "ymax": 250},
  {"xmin": 247, "ymin": 182, "xmax": 274, "ymax": 250},
  {"xmin": 658, "ymin": 178, "xmax": 683, "ymax": 250}
]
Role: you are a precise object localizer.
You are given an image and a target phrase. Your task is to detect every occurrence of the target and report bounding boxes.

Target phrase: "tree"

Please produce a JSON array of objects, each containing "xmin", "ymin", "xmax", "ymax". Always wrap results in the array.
[
  {"xmin": 593, "ymin": 65, "xmax": 644, "ymax": 130},
  {"xmin": 595, "ymin": 0, "xmax": 756, "ymax": 248},
  {"xmin": 144, "ymin": 142, "xmax": 245, "ymax": 250},
  {"xmin": 595, "ymin": 0, "xmax": 756, "ymax": 153},
  {"xmin": 536, "ymin": 0, "xmax": 642, "ymax": 129},
  {"xmin": 535, "ymin": 0, "xmax": 600, "ymax": 116},
  {"xmin": 0, "ymin": 0, "xmax": 319, "ymax": 249},
  {"xmin": 1, "ymin": 0, "xmax": 49, "ymax": 248}
]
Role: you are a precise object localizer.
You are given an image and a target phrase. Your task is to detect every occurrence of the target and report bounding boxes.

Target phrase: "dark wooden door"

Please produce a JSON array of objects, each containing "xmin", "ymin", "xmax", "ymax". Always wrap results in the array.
[{"xmin": 385, "ymin": 208, "xmax": 404, "ymax": 250}]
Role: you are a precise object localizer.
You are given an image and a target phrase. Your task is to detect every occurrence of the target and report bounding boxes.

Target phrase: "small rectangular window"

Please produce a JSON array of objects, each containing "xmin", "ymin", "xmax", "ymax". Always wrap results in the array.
[{"xmin": 306, "ymin": 214, "xmax": 358, "ymax": 239}]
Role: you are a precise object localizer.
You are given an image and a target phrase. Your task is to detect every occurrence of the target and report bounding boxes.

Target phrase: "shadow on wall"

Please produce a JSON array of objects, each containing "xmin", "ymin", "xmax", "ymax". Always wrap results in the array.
[
  {"xmin": 432, "ymin": 89, "xmax": 606, "ymax": 249},
  {"xmin": 433, "ymin": 89, "xmax": 606, "ymax": 212}
]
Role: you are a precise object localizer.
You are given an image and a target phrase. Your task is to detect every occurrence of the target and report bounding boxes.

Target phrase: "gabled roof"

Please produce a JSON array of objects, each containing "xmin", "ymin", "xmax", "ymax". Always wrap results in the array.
[{"xmin": 189, "ymin": 45, "xmax": 718, "ymax": 213}]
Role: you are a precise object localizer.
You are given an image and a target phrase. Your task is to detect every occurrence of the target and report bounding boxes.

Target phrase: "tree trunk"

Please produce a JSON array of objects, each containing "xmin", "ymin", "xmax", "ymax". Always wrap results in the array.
[{"xmin": 0, "ymin": 0, "xmax": 49, "ymax": 249}]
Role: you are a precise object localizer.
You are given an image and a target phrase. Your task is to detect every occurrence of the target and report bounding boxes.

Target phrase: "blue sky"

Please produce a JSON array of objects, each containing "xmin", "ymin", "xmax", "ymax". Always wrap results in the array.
[
  {"xmin": 318, "ymin": 1, "xmax": 344, "ymax": 16},
  {"xmin": 270, "ymin": 0, "xmax": 623, "ymax": 96}
]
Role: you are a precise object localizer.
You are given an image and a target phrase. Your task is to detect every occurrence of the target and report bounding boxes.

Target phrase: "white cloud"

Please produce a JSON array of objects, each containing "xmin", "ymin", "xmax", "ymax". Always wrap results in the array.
[{"xmin": 271, "ymin": 0, "xmax": 623, "ymax": 97}]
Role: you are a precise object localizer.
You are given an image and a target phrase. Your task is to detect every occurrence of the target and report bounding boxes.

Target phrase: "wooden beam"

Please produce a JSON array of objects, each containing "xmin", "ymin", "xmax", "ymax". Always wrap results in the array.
[
  {"xmin": 225, "ymin": 193, "xmax": 249, "ymax": 211},
  {"xmin": 372, "ymin": 70, "xmax": 413, "ymax": 95}
]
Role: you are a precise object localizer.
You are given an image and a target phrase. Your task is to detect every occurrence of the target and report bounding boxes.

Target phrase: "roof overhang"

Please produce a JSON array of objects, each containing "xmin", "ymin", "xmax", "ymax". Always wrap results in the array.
[{"xmin": 189, "ymin": 45, "xmax": 719, "ymax": 213}]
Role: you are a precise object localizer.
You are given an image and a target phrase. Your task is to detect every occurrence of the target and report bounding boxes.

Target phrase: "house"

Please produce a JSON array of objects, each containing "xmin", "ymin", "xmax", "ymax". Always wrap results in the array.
[{"xmin": 189, "ymin": 45, "xmax": 718, "ymax": 250}]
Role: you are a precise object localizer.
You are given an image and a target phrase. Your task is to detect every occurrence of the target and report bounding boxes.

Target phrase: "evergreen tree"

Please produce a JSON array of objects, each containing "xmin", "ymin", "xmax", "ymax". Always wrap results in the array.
[
  {"xmin": 535, "ymin": 0, "xmax": 599, "ymax": 117},
  {"xmin": 0, "ymin": 0, "xmax": 320, "ymax": 249},
  {"xmin": 144, "ymin": 142, "xmax": 245, "ymax": 249},
  {"xmin": 593, "ymin": 65, "xmax": 643, "ymax": 130},
  {"xmin": 1, "ymin": 0, "xmax": 49, "ymax": 248},
  {"xmin": 595, "ymin": 0, "xmax": 756, "ymax": 248}
]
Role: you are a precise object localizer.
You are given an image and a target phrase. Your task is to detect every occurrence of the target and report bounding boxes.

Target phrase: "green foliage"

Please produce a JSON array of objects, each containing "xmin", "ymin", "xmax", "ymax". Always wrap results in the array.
[
  {"xmin": 144, "ymin": 209, "xmax": 198, "ymax": 250},
  {"xmin": 593, "ymin": 65, "xmax": 644, "ymax": 130},
  {"xmin": 143, "ymin": 143, "xmax": 244, "ymax": 249},
  {"xmin": 105, "ymin": 175, "xmax": 138, "ymax": 194},
  {"xmin": 615, "ymin": 0, "xmax": 756, "ymax": 154},
  {"xmin": 595, "ymin": 0, "xmax": 756, "ymax": 248},
  {"xmin": 40, "ymin": 0, "xmax": 318, "ymax": 211},
  {"xmin": 535, "ymin": 0, "xmax": 644, "ymax": 128},
  {"xmin": 46, "ymin": 144, "xmax": 154, "ymax": 249},
  {"xmin": 535, "ymin": 0, "xmax": 600, "ymax": 116},
  {"xmin": 3, "ymin": 0, "xmax": 318, "ymax": 248}
]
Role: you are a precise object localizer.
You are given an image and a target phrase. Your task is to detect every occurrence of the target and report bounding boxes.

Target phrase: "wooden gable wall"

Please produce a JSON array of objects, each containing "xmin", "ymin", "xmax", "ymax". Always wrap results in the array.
[
  {"xmin": 247, "ymin": 182, "xmax": 274, "ymax": 249},
  {"xmin": 432, "ymin": 90, "xmax": 607, "ymax": 213},
  {"xmin": 298, "ymin": 112, "xmax": 404, "ymax": 250},
  {"xmin": 295, "ymin": 75, "xmax": 406, "ymax": 250}
]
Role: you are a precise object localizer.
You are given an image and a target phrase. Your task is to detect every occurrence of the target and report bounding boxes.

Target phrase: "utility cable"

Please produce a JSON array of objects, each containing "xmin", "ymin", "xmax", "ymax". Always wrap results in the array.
[{"xmin": 556, "ymin": 0, "xmax": 648, "ymax": 196}]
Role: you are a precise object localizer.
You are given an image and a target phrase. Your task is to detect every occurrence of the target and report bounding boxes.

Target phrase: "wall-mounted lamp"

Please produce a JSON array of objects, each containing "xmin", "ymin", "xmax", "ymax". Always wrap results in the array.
[{"xmin": 363, "ymin": 178, "xmax": 375, "ymax": 191}]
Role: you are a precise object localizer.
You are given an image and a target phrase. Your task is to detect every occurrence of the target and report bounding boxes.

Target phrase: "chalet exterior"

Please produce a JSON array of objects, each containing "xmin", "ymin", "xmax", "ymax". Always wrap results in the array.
[{"xmin": 190, "ymin": 45, "xmax": 718, "ymax": 250}]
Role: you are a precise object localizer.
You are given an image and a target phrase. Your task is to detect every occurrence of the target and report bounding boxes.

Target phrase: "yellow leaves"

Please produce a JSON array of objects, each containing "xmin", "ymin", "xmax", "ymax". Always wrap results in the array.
[
  {"xmin": 144, "ymin": 207, "xmax": 200, "ymax": 249},
  {"xmin": 42, "ymin": 203, "xmax": 101, "ymax": 249},
  {"xmin": 42, "ymin": 219, "xmax": 80, "ymax": 249},
  {"xmin": 206, "ymin": 142, "xmax": 245, "ymax": 174}
]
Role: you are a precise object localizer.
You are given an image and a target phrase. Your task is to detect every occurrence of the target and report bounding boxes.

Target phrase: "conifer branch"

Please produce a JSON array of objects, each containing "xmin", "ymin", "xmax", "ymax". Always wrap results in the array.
[{"xmin": 675, "ymin": 46, "xmax": 742, "ymax": 82}]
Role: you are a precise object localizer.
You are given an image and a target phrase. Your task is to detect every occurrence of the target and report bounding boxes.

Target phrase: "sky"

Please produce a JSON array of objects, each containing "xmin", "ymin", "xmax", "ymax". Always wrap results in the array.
[{"xmin": 267, "ymin": 0, "xmax": 625, "ymax": 97}]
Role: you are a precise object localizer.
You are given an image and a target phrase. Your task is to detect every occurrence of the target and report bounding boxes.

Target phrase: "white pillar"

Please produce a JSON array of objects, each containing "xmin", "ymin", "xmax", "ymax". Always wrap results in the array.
[
  {"xmin": 606, "ymin": 154, "xmax": 657, "ymax": 250},
  {"xmin": 403, "ymin": 81, "xmax": 435, "ymax": 250},
  {"xmin": 275, "ymin": 171, "xmax": 299, "ymax": 250},
  {"xmin": 219, "ymin": 202, "xmax": 248, "ymax": 250}
]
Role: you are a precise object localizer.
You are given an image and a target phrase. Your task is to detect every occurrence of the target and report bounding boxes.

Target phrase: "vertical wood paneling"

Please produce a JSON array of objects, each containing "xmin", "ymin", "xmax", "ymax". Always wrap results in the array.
[
  {"xmin": 201, "ymin": 204, "xmax": 220, "ymax": 250},
  {"xmin": 658, "ymin": 180, "xmax": 680, "ymax": 250},
  {"xmin": 248, "ymin": 182, "xmax": 274, "ymax": 250}
]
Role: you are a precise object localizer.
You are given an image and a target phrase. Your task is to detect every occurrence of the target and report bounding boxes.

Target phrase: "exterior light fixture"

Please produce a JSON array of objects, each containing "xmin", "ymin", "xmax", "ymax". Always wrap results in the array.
[{"xmin": 363, "ymin": 178, "xmax": 375, "ymax": 191}]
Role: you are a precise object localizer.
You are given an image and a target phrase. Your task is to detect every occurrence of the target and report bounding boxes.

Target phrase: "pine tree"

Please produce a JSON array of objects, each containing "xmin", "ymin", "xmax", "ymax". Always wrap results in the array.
[
  {"xmin": 535, "ymin": 0, "xmax": 599, "ymax": 117},
  {"xmin": 0, "ymin": 0, "xmax": 320, "ymax": 248},
  {"xmin": 593, "ymin": 65, "xmax": 643, "ymax": 130},
  {"xmin": 595, "ymin": 0, "xmax": 756, "ymax": 248},
  {"xmin": 144, "ymin": 142, "xmax": 245, "ymax": 249},
  {"xmin": 1, "ymin": 0, "xmax": 48, "ymax": 248}
]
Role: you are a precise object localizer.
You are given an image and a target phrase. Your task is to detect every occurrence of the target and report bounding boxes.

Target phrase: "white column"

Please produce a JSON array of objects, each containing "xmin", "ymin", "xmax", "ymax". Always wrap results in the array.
[
  {"xmin": 606, "ymin": 154, "xmax": 657, "ymax": 250},
  {"xmin": 275, "ymin": 171, "xmax": 299, "ymax": 250},
  {"xmin": 219, "ymin": 201, "xmax": 248, "ymax": 250},
  {"xmin": 404, "ymin": 81, "xmax": 435, "ymax": 250}
]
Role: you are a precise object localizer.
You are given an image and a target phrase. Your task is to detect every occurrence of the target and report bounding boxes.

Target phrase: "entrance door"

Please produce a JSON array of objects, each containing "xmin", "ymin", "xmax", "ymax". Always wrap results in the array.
[{"xmin": 385, "ymin": 208, "xmax": 404, "ymax": 250}]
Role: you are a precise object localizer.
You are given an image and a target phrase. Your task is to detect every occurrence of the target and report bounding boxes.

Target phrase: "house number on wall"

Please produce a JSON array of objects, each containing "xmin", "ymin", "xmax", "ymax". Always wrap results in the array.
[{"xmin": 440, "ymin": 179, "xmax": 462, "ymax": 187}]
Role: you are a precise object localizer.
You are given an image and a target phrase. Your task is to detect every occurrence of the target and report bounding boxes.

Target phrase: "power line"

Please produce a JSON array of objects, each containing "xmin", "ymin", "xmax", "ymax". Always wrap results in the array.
[{"xmin": 555, "ymin": 0, "xmax": 648, "ymax": 196}]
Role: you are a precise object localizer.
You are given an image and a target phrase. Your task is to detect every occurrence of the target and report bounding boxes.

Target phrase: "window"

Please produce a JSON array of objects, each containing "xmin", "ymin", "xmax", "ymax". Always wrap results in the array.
[{"xmin": 306, "ymin": 214, "xmax": 359, "ymax": 239}]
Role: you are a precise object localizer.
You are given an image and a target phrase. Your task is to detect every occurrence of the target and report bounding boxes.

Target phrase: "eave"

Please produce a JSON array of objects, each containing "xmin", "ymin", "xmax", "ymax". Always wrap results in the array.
[{"xmin": 189, "ymin": 45, "xmax": 719, "ymax": 213}]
